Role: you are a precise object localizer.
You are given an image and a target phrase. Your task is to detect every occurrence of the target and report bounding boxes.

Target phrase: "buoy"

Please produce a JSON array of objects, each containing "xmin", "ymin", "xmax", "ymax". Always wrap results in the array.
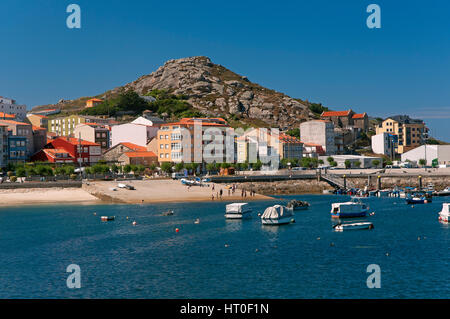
[
  {"xmin": 132, "ymin": 221, "xmax": 137, "ymax": 226},
  {"xmin": 412, "ymin": 205, "xmax": 414, "ymax": 208},
  {"xmin": 126, "ymin": 216, "xmax": 129, "ymax": 220},
  {"xmin": 317, "ymin": 237, "xmax": 321, "ymax": 240},
  {"xmin": 224, "ymin": 244, "xmax": 229, "ymax": 247},
  {"xmin": 255, "ymin": 249, "xmax": 259, "ymax": 252},
  {"xmin": 330, "ymin": 242, "xmax": 335, "ymax": 247},
  {"xmin": 175, "ymin": 228, "xmax": 179, "ymax": 233},
  {"xmin": 93, "ymin": 212, "xmax": 96, "ymax": 215},
  {"xmin": 194, "ymin": 219, "xmax": 200, "ymax": 224},
  {"xmin": 418, "ymin": 236, "xmax": 421, "ymax": 240},
  {"xmin": 386, "ymin": 252, "xmax": 390, "ymax": 256}
]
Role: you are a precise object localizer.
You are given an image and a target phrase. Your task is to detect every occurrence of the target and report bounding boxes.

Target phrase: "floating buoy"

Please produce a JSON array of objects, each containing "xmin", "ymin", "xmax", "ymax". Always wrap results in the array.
[
  {"xmin": 175, "ymin": 228, "xmax": 179, "ymax": 233},
  {"xmin": 93, "ymin": 212, "xmax": 96, "ymax": 215},
  {"xmin": 411, "ymin": 205, "xmax": 414, "ymax": 208},
  {"xmin": 418, "ymin": 236, "xmax": 421, "ymax": 240},
  {"xmin": 194, "ymin": 219, "xmax": 200, "ymax": 224},
  {"xmin": 330, "ymin": 242, "xmax": 335, "ymax": 247},
  {"xmin": 317, "ymin": 237, "xmax": 321, "ymax": 240},
  {"xmin": 132, "ymin": 221, "xmax": 137, "ymax": 226},
  {"xmin": 386, "ymin": 252, "xmax": 390, "ymax": 256},
  {"xmin": 290, "ymin": 219, "xmax": 295, "ymax": 223},
  {"xmin": 255, "ymin": 249, "xmax": 259, "ymax": 252},
  {"xmin": 126, "ymin": 216, "xmax": 129, "ymax": 220},
  {"xmin": 224, "ymin": 244, "xmax": 229, "ymax": 247}
]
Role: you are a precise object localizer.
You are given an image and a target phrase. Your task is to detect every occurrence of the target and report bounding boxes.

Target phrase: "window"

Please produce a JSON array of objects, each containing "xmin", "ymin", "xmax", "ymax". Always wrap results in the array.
[
  {"xmin": 160, "ymin": 144, "xmax": 164, "ymax": 149},
  {"xmin": 165, "ymin": 135, "xmax": 169, "ymax": 139},
  {"xmin": 160, "ymin": 154, "xmax": 164, "ymax": 158},
  {"xmin": 160, "ymin": 135, "xmax": 164, "ymax": 139},
  {"xmin": 165, "ymin": 153, "xmax": 169, "ymax": 158},
  {"xmin": 165, "ymin": 144, "xmax": 169, "ymax": 149}
]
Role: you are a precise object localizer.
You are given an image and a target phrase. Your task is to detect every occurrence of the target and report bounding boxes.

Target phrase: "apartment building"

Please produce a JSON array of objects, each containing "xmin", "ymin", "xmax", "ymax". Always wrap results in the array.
[
  {"xmin": 0, "ymin": 96, "xmax": 27, "ymax": 121},
  {"xmin": 157, "ymin": 118, "xmax": 232, "ymax": 164},
  {"xmin": 48, "ymin": 115, "xmax": 115, "ymax": 137},
  {"xmin": 376, "ymin": 115, "xmax": 428, "ymax": 154},
  {"xmin": 0, "ymin": 119, "xmax": 34, "ymax": 157},
  {"xmin": 300, "ymin": 120, "xmax": 336, "ymax": 155}
]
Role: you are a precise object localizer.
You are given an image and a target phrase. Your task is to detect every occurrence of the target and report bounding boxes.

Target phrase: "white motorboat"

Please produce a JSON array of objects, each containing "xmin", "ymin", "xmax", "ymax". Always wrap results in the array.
[
  {"xmin": 438, "ymin": 203, "xmax": 449, "ymax": 223},
  {"xmin": 330, "ymin": 197, "xmax": 369, "ymax": 218},
  {"xmin": 436, "ymin": 187, "xmax": 450, "ymax": 197},
  {"xmin": 117, "ymin": 183, "xmax": 127, "ymax": 188},
  {"xmin": 225, "ymin": 203, "xmax": 252, "ymax": 219},
  {"xmin": 261, "ymin": 205, "xmax": 294, "ymax": 225},
  {"xmin": 333, "ymin": 222, "xmax": 374, "ymax": 231}
]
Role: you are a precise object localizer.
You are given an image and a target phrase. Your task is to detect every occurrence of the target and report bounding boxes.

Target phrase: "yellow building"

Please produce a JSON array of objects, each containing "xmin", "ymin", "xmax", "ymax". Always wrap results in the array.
[
  {"xmin": 376, "ymin": 115, "xmax": 428, "ymax": 154},
  {"xmin": 157, "ymin": 118, "xmax": 231, "ymax": 163},
  {"xmin": 26, "ymin": 113, "xmax": 48, "ymax": 128},
  {"xmin": 48, "ymin": 115, "xmax": 113, "ymax": 137}
]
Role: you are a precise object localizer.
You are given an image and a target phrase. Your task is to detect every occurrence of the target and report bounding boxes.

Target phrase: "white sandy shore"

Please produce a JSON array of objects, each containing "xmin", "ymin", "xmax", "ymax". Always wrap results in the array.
[
  {"xmin": 83, "ymin": 179, "xmax": 273, "ymax": 204},
  {"xmin": 0, "ymin": 187, "xmax": 100, "ymax": 206}
]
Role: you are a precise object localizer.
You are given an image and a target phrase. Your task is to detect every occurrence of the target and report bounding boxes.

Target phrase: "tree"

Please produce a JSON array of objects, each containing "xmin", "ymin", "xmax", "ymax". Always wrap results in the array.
[
  {"xmin": 286, "ymin": 128, "xmax": 300, "ymax": 139},
  {"xmin": 344, "ymin": 160, "xmax": 352, "ymax": 169},
  {"xmin": 123, "ymin": 164, "xmax": 132, "ymax": 174},
  {"xmin": 318, "ymin": 159, "xmax": 324, "ymax": 165},
  {"xmin": 149, "ymin": 163, "xmax": 157, "ymax": 171},
  {"xmin": 175, "ymin": 162, "xmax": 184, "ymax": 172},
  {"xmin": 206, "ymin": 163, "xmax": 216, "ymax": 174},
  {"xmin": 16, "ymin": 167, "xmax": 26, "ymax": 177},
  {"xmin": 419, "ymin": 159, "xmax": 427, "ymax": 167},
  {"xmin": 161, "ymin": 162, "xmax": 172, "ymax": 174},
  {"xmin": 327, "ymin": 156, "xmax": 334, "ymax": 164},
  {"xmin": 354, "ymin": 161, "xmax": 361, "ymax": 168},
  {"xmin": 252, "ymin": 160, "xmax": 263, "ymax": 170},
  {"xmin": 372, "ymin": 160, "xmax": 380, "ymax": 167},
  {"xmin": 110, "ymin": 164, "xmax": 119, "ymax": 174}
]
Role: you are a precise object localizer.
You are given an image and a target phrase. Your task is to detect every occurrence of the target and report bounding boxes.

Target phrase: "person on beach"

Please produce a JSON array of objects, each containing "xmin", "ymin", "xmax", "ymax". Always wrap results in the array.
[
  {"xmin": 212, "ymin": 184, "xmax": 215, "ymax": 191},
  {"xmin": 211, "ymin": 194, "xmax": 214, "ymax": 200},
  {"xmin": 219, "ymin": 189, "xmax": 223, "ymax": 199},
  {"xmin": 228, "ymin": 189, "xmax": 231, "ymax": 196}
]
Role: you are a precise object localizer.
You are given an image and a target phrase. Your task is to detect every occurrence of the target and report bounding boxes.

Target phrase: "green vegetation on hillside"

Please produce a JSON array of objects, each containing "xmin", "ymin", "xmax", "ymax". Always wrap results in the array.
[{"xmin": 79, "ymin": 89, "xmax": 205, "ymax": 119}]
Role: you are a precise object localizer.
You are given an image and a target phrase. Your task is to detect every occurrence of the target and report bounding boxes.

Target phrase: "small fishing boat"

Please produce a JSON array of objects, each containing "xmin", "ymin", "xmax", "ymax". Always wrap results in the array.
[
  {"xmin": 438, "ymin": 203, "xmax": 449, "ymax": 223},
  {"xmin": 406, "ymin": 192, "xmax": 432, "ymax": 204},
  {"xmin": 333, "ymin": 222, "xmax": 374, "ymax": 231},
  {"xmin": 286, "ymin": 199, "xmax": 310, "ymax": 211},
  {"xmin": 225, "ymin": 203, "xmax": 252, "ymax": 219},
  {"xmin": 101, "ymin": 216, "xmax": 115, "ymax": 221},
  {"xmin": 330, "ymin": 197, "xmax": 369, "ymax": 218},
  {"xmin": 436, "ymin": 187, "xmax": 450, "ymax": 197},
  {"xmin": 261, "ymin": 205, "xmax": 294, "ymax": 225}
]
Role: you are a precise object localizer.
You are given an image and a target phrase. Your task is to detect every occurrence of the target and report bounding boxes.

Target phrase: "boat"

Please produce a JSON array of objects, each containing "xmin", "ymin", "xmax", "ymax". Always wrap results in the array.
[
  {"xmin": 117, "ymin": 183, "xmax": 127, "ymax": 188},
  {"xmin": 438, "ymin": 203, "xmax": 449, "ymax": 223},
  {"xmin": 405, "ymin": 192, "xmax": 432, "ymax": 204},
  {"xmin": 436, "ymin": 187, "xmax": 450, "ymax": 197},
  {"xmin": 101, "ymin": 216, "xmax": 115, "ymax": 221},
  {"xmin": 125, "ymin": 184, "xmax": 135, "ymax": 190},
  {"xmin": 286, "ymin": 199, "xmax": 310, "ymax": 211},
  {"xmin": 162, "ymin": 210, "xmax": 174, "ymax": 216},
  {"xmin": 261, "ymin": 205, "xmax": 294, "ymax": 225},
  {"xmin": 225, "ymin": 203, "xmax": 252, "ymax": 219},
  {"xmin": 330, "ymin": 197, "xmax": 369, "ymax": 218},
  {"xmin": 333, "ymin": 222, "xmax": 374, "ymax": 231}
]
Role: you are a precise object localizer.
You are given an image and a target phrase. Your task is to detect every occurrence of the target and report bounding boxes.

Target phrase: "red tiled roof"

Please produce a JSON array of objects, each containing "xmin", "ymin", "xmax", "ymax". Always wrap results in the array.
[
  {"xmin": 32, "ymin": 126, "xmax": 46, "ymax": 131},
  {"xmin": 0, "ymin": 112, "xmax": 16, "ymax": 119},
  {"xmin": 30, "ymin": 114, "xmax": 48, "ymax": 118},
  {"xmin": 87, "ymin": 98, "xmax": 103, "ymax": 102},
  {"xmin": 54, "ymin": 137, "xmax": 99, "ymax": 146},
  {"xmin": 0, "ymin": 119, "xmax": 30, "ymax": 126},
  {"xmin": 321, "ymin": 110, "xmax": 352, "ymax": 117},
  {"xmin": 120, "ymin": 142, "xmax": 147, "ymax": 151},
  {"xmin": 124, "ymin": 151, "xmax": 157, "ymax": 158},
  {"xmin": 352, "ymin": 113, "xmax": 366, "ymax": 119},
  {"xmin": 43, "ymin": 149, "xmax": 75, "ymax": 159}
]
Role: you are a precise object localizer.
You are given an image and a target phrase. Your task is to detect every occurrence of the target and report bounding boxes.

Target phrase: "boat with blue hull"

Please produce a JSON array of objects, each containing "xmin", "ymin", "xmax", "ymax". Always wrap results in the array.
[{"xmin": 330, "ymin": 198, "xmax": 369, "ymax": 218}]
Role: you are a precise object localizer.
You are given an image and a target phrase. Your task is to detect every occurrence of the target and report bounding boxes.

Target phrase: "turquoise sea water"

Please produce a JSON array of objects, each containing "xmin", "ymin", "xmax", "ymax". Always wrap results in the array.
[{"xmin": 0, "ymin": 195, "xmax": 449, "ymax": 299}]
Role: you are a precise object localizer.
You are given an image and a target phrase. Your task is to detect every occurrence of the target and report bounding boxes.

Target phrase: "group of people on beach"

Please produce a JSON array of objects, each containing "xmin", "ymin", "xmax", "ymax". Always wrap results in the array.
[{"xmin": 210, "ymin": 183, "xmax": 256, "ymax": 200}]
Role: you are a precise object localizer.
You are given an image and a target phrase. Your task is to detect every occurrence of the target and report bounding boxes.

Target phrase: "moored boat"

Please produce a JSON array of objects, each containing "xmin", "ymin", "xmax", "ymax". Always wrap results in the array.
[
  {"xmin": 330, "ymin": 197, "xmax": 369, "ymax": 218},
  {"xmin": 438, "ymin": 203, "xmax": 449, "ymax": 223},
  {"xmin": 225, "ymin": 203, "xmax": 252, "ymax": 219},
  {"xmin": 406, "ymin": 192, "xmax": 432, "ymax": 204},
  {"xmin": 286, "ymin": 199, "xmax": 310, "ymax": 211},
  {"xmin": 261, "ymin": 205, "xmax": 294, "ymax": 225},
  {"xmin": 333, "ymin": 222, "xmax": 374, "ymax": 231},
  {"xmin": 101, "ymin": 216, "xmax": 115, "ymax": 221},
  {"xmin": 435, "ymin": 187, "xmax": 450, "ymax": 197}
]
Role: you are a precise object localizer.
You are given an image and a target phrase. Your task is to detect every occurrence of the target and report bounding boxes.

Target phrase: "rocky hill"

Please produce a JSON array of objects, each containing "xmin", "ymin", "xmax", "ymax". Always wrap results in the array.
[{"xmin": 33, "ymin": 56, "xmax": 317, "ymax": 129}]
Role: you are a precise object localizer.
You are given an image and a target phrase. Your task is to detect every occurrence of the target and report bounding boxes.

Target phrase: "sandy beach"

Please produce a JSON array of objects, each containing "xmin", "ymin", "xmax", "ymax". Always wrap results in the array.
[
  {"xmin": 83, "ymin": 179, "xmax": 273, "ymax": 204},
  {"xmin": 0, "ymin": 187, "xmax": 100, "ymax": 206}
]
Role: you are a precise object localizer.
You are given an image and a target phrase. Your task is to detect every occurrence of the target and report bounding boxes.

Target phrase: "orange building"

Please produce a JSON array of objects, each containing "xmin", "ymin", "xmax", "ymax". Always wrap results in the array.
[
  {"xmin": 157, "ymin": 118, "xmax": 231, "ymax": 164},
  {"xmin": 85, "ymin": 98, "xmax": 103, "ymax": 108}
]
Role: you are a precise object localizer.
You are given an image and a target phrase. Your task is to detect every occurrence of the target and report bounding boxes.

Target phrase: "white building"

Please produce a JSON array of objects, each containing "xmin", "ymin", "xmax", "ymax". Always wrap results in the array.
[
  {"xmin": 401, "ymin": 145, "xmax": 450, "ymax": 166},
  {"xmin": 371, "ymin": 132, "xmax": 394, "ymax": 157},
  {"xmin": 0, "ymin": 96, "xmax": 27, "ymax": 121},
  {"xmin": 111, "ymin": 116, "xmax": 163, "ymax": 147},
  {"xmin": 300, "ymin": 120, "xmax": 336, "ymax": 155}
]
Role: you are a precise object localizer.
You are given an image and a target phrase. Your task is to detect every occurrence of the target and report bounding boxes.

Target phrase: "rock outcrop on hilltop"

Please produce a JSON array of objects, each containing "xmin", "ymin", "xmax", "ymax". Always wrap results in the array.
[{"xmin": 113, "ymin": 56, "xmax": 314, "ymax": 128}]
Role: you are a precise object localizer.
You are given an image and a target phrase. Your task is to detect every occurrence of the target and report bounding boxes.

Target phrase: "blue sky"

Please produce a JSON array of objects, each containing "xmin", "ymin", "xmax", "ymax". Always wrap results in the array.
[{"xmin": 1, "ymin": 0, "xmax": 449, "ymax": 141}]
